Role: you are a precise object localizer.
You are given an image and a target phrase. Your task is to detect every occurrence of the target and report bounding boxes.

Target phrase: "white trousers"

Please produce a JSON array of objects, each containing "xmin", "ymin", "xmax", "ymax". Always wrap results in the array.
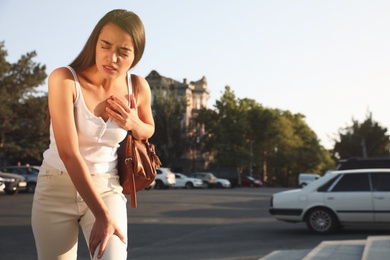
[{"xmin": 31, "ymin": 161, "xmax": 128, "ymax": 260}]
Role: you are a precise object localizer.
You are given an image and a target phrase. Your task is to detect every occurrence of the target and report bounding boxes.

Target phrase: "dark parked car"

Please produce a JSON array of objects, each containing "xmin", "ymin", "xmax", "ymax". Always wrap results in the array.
[
  {"xmin": 336, "ymin": 157, "xmax": 390, "ymax": 170},
  {"xmin": 0, "ymin": 172, "xmax": 27, "ymax": 195},
  {"xmin": 0, "ymin": 165, "xmax": 39, "ymax": 193},
  {"xmin": 240, "ymin": 176, "xmax": 263, "ymax": 187}
]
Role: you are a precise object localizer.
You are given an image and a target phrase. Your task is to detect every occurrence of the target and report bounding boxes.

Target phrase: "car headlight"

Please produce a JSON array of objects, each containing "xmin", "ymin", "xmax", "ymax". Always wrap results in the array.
[{"xmin": 2, "ymin": 178, "xmax": 15, "ymax": 182}]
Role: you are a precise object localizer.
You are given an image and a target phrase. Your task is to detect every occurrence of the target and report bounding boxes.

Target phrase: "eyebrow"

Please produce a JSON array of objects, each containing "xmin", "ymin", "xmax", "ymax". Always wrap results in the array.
[{"xmin": 100, "ymin": 39, "xmax": 132, "ymax": 52}]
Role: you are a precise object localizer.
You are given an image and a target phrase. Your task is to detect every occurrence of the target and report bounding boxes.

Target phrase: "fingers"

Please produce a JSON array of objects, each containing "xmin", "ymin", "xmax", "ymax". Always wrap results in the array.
[
  {"xmin": 97, "ymin": 237, "xmax": 108, "ymax": 259},
  {"xmin": 107, "ymin": 95, "xmax": 130, "ymax": 113},
  {"xmin": 89, "ymin": 227, "xmax": 127, "ymax": 259},
  {"xmin": 106, "ymin": 95, "xmax": 139, "ymax": 131},
  {"xmin": 115, "ymin": 228, "xmax": 127, "ymax": 244},
  {"xmin": 89, "ymin": 236, "xmax": 99, "ymax": 258}
]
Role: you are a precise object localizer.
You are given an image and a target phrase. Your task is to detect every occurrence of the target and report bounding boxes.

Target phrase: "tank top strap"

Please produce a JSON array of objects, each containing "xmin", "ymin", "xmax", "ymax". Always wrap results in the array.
[
  {"xmin": 64, "ymin": 65, "xmax": 81, "ymax": 101},
  {"xmin": 127, "ymin": 71, "xmax": 133, "ymax": 95},
  {"xmin": 127, "ymin": 72, "xmax": 133, "ymax": 107}
]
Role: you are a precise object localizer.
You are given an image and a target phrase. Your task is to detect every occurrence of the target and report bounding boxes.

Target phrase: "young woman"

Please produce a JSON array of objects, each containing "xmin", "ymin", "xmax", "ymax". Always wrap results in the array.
[{"xmin": 32, "ymin": 9, "xmax": 154, "ymax": 260}]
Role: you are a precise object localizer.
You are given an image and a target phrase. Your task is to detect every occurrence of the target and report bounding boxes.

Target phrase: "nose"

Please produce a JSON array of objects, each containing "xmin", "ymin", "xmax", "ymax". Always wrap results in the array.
[{"xmin": 110, "ymin": 52, "xmax": 118, "ymax": 63}]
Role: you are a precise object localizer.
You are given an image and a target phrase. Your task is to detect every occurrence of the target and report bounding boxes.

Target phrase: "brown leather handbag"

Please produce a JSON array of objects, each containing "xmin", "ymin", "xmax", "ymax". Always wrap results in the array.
[
  {"xmin": 117, "ymin": 133, "xmax": 161, "ymax": 208},
  {"xmin": 117, "ymin": 74, "xmax": 161, "ymax": 208}
]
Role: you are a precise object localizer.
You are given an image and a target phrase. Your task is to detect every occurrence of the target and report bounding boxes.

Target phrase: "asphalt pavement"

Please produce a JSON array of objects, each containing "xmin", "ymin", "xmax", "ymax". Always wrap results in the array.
[{"xmin": 1, "ymin": 188, "xmax": 389, "ymax": 260}]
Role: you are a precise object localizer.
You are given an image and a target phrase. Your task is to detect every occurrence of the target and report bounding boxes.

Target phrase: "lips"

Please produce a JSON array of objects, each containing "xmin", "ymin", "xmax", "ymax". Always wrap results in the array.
[{"xmin": 103, "ymin": 65, "xmax": 117, "ymax": 72}]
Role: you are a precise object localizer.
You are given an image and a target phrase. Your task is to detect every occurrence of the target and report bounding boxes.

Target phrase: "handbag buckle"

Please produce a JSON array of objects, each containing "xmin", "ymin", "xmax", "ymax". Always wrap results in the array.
[{"xmin": 125, "ymin": 157, "xmax": 133, "ymax": 164}]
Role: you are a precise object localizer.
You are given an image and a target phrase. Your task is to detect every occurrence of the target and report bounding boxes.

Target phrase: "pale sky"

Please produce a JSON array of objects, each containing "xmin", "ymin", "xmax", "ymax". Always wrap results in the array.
[{"xmin": 2, "ymin": 0, "xmax": 390, "ymax": 149}]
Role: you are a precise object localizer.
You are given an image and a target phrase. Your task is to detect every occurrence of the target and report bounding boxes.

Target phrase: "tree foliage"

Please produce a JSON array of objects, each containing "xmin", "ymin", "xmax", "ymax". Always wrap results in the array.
[
  {"xmin": 196, "ymin": 86, "xmax": 335, "ymax": 186},
  {"xmin": 149, "ymin": 87, "xmax": 188, "ymax": 167},
  {"xmin": 0, "ymin": 41, "xmax": 47, "ymax": 165},
  {"xmin": 333, "ymin": 112, "xmax": 390, "ymax": 159}
]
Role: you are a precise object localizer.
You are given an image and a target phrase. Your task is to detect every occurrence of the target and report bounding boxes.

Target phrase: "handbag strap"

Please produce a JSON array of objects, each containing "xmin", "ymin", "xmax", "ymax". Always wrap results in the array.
[
  {"xmin": 127, "ymin": 75, "xmax": 139, "ymax": 208},
  {"xmin": 125, "ymin": 133, "xmax": 138, "ymax": 208}
]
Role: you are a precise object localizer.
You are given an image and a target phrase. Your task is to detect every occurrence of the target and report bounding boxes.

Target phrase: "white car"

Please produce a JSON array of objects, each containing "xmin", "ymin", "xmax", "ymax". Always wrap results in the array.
[
  {"xmin": 154, "ymin": 167, "xmax": 176, "ymax": 189},
  {"xmin": 298, "ymin": 173, "xmax": 321, "ymax": 187},
  {"xmin": 216, "ymin": 178, "xmax": 231, "ymax": 188},
  {"xmin": 173, "ymin": 173, "xmax": 204, "ymax": 189},
  {"xmin": 269, "ymin": 169, "xmax": 390, "ymax": 234},
  {"xmin": 0, "ymin": 177, "xmax": 5, "ymax": 192}
]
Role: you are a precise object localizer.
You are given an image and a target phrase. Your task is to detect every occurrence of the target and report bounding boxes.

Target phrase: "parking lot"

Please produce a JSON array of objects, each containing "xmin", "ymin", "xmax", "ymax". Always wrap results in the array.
[{"xmin": 0, "ymin": 187, "xmax": 389, "ymax": 260}]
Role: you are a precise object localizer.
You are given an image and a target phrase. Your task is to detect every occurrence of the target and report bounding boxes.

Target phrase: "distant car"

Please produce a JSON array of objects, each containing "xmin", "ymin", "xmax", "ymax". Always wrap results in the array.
[
  {"xmin": 0, "ymin": 165, "xmax": 39, "ymax": 193},
  {"xmin": 240, "ymin": 176, "xmax": 263, "ymax": 187},
  {"xmin": 0, "ymin": 177, "xmax": 5, "ymax": 193},
  {"xmin": 0, "ymin": 172, "xmax": 27, "ymax": 195},
  {"xmin": 174, "ymin": 173, "xmax": 204, "ymax": 189},
  {"xmin": 154, "ymin": 167, "xmax": 176, "ymax": 189},
  {"xmin": 144, "ymin": 180, "xmax": 155, "ymax": 190},
  {"xmin": 216, "ymin": 178, "xmax": 231, "ymax": 188},
  {"xmin": 298, "ymin": 173, "xmax": 321, "ymax": 187},
  {"xmin": 269, "ymin": 169, "xmax": 390, "ymax": 234},
  {"xmin": 190, "ymin": 172, "xmax": 218, "ymax": 188}
]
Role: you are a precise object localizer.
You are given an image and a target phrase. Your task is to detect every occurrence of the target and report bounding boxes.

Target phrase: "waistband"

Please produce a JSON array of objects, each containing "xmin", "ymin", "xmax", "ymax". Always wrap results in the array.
[{"xmin": 41, "ymin": 160, "xmax": 117, "ymax": 176}]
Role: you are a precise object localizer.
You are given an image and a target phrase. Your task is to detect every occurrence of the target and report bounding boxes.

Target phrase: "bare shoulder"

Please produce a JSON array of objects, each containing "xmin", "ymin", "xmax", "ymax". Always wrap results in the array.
[
  {"xmin": 132, "ymin": 74, "xmax": 151, "ymax": 99},
  {"xmin": 48, "ymin": 67, "xmax": 77, "ymax": 97},
  {"xmin": 132, "ymin": 74, "xmax": 150, "ymax": 91},
  {"xmin": 49, "ymin": 67, "xmax": 74, "ymax": 80}
]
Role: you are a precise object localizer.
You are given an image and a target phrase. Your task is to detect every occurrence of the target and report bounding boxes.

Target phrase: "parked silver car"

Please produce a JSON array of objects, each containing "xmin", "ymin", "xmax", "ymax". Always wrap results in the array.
[
  {"xmin": 0, "ymin": 172, "xmax": 27, "ymax": 195},
  {"xmin": 190, "ymin": 172, "xmax": 218, "ymax": 188},
  {"xmin": 0, "ymin": 165, "xmax": 39, "ymax": 193}
]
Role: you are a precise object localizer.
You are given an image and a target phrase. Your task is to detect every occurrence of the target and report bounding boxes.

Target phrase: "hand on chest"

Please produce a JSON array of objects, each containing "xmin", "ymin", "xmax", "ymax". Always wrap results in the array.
[{"xmin": 80, "ymin": 84, "xmax": 129, "ymax": 122}]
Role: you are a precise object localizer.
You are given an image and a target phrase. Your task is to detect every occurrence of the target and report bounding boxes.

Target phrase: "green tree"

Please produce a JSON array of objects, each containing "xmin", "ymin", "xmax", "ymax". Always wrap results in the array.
[
  {"xmin": 0, "ymin": 41, "xmax": 47, "ymax": 165},
  {"xmin": 333, "ymin": 112, "xmax": 390, "ymax": 160},
  {"xmin": 197, "ymin": 86, "xmax": 250, "ymax": 169},
  {"xmin": 269, "ymin": 112, "xmax": 335, "ymax": 186},
  {"xmin": 196, "ymin": 86, "xmax": 335, "ymax": 187},
  {"xmin": 150, "ymin": 86, "xmax": 188, "ymax": 167}
]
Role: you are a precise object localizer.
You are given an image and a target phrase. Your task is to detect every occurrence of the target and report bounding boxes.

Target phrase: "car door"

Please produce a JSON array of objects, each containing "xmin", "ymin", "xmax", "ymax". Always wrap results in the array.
[
  {"xmin": 175, "ymin": 174, "xmax": 184, "ymax": 188},
  {"xmin": 324, "ymin": 172, "xmax": 374, "ymax": 222},
  {"xmin": 370, "ymin": 172, "xmax": 390, "ymax": 222}
]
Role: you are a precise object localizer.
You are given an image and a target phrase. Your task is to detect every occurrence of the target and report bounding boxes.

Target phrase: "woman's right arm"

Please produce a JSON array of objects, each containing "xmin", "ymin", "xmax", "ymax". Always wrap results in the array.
[{"xmin": 47, "ymin": 68, "xmax": 125, "ymax": 258}]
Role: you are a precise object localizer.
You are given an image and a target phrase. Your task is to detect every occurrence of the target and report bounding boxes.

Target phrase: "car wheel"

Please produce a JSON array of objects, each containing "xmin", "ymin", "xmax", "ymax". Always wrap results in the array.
[
  {"xmin": 27, "ymin": 182, "xmax": 36, "ymax": 193},
  {"xmin": 185, "ymin": 182, "xmax": 194, "ymax": 189},
  {"xmin": 154, "ymin": 180, "xmax": 164, "ymax": 190},
  {"xmin": 305, "ymin": 207, "xmax": 339, "ymax": 234}
]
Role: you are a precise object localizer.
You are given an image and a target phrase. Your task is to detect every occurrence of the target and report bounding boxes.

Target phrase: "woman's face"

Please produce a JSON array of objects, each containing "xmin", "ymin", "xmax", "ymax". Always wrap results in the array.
[{"xmin": 95, "ymin": 23, "xmax": 135, "ymax": 78}]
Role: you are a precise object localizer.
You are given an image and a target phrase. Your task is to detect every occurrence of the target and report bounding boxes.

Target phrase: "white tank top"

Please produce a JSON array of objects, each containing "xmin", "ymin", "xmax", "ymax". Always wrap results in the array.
[{"xmin": 43, "ymin": 66, "xmax": 131, "ymax": 174}]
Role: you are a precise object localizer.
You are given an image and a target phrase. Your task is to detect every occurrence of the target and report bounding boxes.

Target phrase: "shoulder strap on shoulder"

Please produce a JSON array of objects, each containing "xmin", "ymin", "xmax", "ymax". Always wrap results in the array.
[
  {"xmin": 131, "ymin": 74, "xmax": 138, "ymax": 100},
  {"xmin": 65, "ymin": 65, "xmax": 77, "ymax": 81}
]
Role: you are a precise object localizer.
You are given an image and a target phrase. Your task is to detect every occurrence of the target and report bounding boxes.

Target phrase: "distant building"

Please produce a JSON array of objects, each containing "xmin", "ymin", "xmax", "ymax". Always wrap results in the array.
[{"xmin": 145, "ymin": 70, "xmax": 211, "ymax": 172}]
